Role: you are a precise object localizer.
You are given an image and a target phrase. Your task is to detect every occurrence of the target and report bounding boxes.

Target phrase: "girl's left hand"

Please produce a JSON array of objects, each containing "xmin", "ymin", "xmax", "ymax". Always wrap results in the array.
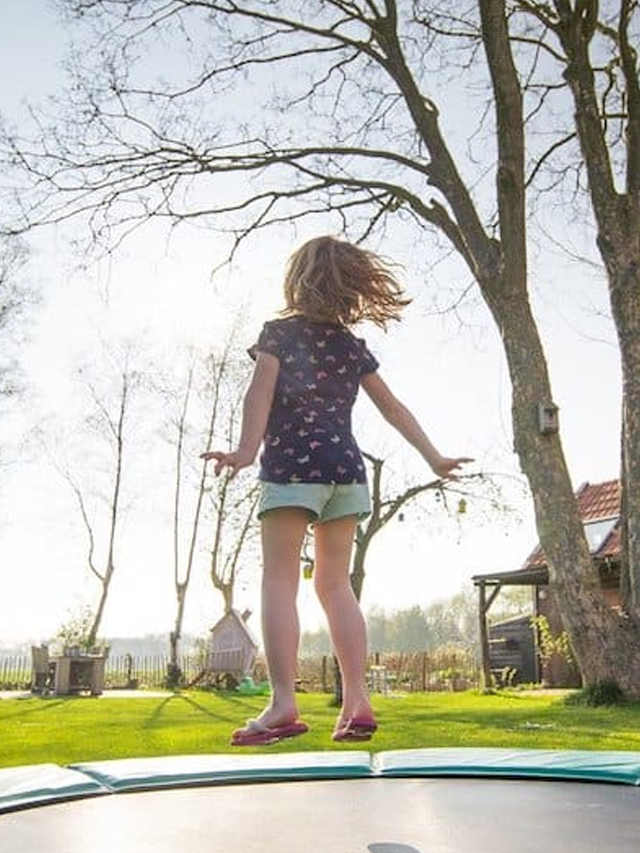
[{"xmin": 432, "ymin": 456, "xmax": 474, "ymax": 480}]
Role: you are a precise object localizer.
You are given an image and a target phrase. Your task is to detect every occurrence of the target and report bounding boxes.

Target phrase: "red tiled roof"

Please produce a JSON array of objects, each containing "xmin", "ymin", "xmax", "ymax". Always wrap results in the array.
[
  {"xmin": 523, "ymin": 479, "xmax": 621, "ymax": 568},
  {"xmin": 576, "ymin": 479, "xmax": 620, "ymax": 521}
]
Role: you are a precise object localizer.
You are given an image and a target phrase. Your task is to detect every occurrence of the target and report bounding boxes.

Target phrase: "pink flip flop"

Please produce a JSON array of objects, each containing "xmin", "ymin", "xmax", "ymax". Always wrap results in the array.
[
  {"xmin": 231, "ymin": 718, "xmax": 309, "ymax": 747},
  {"xmin": 332, "ymin": 716, "xmax": 378, "ymax": 743}
]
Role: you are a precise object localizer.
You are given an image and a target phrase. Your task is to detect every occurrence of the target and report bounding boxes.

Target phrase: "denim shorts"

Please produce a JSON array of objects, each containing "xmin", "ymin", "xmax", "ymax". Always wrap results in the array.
[{"xmin": 258, "ymin": 481, "xmax": 371, "ymax": 523}]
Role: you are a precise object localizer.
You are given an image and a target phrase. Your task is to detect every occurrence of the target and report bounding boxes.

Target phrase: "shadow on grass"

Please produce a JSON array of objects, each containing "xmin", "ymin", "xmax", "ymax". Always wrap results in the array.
[
  {"xmin": 138, "ymin": 691, "xmax": 268, "ymax": 731},
  {"xmin": 0, "ymin": 696, "xmax": 69, "ymax": 719}
]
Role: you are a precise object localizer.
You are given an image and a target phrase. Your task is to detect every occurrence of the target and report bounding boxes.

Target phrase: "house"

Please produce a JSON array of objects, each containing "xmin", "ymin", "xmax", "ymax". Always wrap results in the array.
[
  {"xmin": 473, "ymin": 480, "xmax": 621, "ymax": 688},
  {"xmin": 207, "ymin": 609, "xmax": 259, "ymax": 688}
]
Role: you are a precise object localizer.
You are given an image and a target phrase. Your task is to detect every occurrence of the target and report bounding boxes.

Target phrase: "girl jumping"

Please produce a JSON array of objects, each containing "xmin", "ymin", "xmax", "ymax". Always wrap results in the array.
[{"xmin": 202, "ymin": 235, "xmax": 472, "ymax": 745}]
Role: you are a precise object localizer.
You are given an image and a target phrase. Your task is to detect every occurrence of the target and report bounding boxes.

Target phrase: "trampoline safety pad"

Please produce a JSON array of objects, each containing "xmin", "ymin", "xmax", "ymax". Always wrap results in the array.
[{"xmin": 1, "ymin": 748, "xmax": 639, "ymax": 853}]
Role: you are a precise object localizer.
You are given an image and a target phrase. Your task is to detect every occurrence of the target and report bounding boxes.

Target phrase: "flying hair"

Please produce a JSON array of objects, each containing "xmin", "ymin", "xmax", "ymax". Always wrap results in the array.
[{"xmin": 281, "ymin": 235, "xmax": 410, "ymax": 329}]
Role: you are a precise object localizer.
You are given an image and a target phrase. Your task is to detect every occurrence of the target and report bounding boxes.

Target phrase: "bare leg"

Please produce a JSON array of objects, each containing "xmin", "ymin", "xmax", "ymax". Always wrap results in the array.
[
  {"xmin": 313, "ymin": 516, "xmax": 373, "ymax": 725},
  {"xmin": 254, "ymin": 507, "xmax": 309, "ymax": 728}
]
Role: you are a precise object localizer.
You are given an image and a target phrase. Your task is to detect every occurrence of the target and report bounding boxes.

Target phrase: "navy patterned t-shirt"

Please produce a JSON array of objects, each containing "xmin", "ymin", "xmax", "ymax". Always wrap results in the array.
[{"xmin": 249, "ymin": 316, "xmax": 379, "ymax": 484}]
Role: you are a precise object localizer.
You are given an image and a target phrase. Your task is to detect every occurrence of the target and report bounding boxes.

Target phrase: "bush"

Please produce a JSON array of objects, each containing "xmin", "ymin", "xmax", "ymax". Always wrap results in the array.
[{"xmin": 564, "ymin": 679, "xmax": 625, "ymax": 707}]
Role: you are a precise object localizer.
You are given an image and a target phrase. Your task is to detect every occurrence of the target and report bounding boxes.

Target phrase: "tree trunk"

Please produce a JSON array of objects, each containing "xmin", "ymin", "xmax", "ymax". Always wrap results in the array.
[
  {"xmin": 489, "ymin": 282, "xmax": 640, "ymax": 695},
  {"xmin": 88, "ymin": 561, "xmax": 114, "ymax": 648},
  {"xmin": 478, "ymin": 0, "xmax": 640, "ymax": 697},
  {"xmin": 87, "ymin": 372, "xmax": 128, "ymax": 647},
  {"xmin": 605, "ymin": 249, "xmax": 640, "ymax": 618},
  {"xmin": 551, "ymin": 0, "xmax": 640, "ymax": 622},
  {"xmin": 350, "ymin": 527, "xmax": 369, "ymax": 603},
  {"xmin": 167, "ymin": 629, "xmax": 182, "ymax": 688},
  {"xmin": 168, "ymin": 583, "xmax": 188, "ymax": 687}
]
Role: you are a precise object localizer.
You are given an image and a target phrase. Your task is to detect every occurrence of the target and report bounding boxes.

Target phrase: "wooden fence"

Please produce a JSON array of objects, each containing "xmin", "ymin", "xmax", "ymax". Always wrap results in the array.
[
  {"xmin": 0, "ymin": 656, "xmax": 30, "ymax": 690},
  {"xmin": 1, "ymin": 648, "xmax": 479, "ymax": 692},
  {"xmin": 0, "ymin": 654, "xmax": 205, "ymax": 691},
  {"xmin": 298, "ymin": 650, "xmax": 479, "ymax": 693}
]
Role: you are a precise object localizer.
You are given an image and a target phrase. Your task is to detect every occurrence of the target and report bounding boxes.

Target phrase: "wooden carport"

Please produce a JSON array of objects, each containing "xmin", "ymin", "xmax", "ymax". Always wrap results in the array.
[{"xmin": 473, "ymin": 565, "xmax": 548, "ymax": 689}]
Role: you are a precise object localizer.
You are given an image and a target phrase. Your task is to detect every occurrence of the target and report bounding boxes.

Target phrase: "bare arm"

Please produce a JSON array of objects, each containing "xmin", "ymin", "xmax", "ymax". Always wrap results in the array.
[
  {"xmin": 201, "ymin": 352, "xmax": 279, "ymax": 477},
  {"xmin": 361, "ymin": 371, "xmax": 473, "ymax": 478}
]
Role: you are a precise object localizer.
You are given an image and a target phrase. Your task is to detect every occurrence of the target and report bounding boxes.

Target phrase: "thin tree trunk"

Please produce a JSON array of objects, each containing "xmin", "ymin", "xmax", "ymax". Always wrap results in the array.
[
  {"xmin": 88, "ymin": 373, "xmax": 128, "ymax": 646},
  {"xmin": 169, "ymin": 355, "xmax": 227, "ymax": 684}
]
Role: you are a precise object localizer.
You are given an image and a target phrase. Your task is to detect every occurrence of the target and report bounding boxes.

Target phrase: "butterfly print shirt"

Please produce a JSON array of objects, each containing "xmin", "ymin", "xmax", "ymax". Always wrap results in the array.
[{"xmin": 249, "ymin": 316, "xmax": 379, "ymax": 484}]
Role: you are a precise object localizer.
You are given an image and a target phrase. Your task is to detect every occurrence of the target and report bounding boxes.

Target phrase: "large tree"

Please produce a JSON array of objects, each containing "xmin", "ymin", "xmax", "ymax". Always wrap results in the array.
[
  {"xmin": 508, "ymin": 0, "xmax": 640, "ymax": 618},
  {"xmin": 2, "ymin": 0, "xmax": 640, "ymax": 692}
]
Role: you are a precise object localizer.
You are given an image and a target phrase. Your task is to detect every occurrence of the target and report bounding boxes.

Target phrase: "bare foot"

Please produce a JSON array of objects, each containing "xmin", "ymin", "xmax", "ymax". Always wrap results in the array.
[{"xmin": 253, "ymin": 702, "xmax": 300, "ymax": 729}]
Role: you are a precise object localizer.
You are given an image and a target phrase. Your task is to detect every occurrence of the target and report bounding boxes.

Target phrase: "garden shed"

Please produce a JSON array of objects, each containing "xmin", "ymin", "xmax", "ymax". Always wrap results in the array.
[
  {"xmin": 207, "ymin": 609, "xmax": 259, "ymax": 687},
  {"xmin": 473, "ymin": 480, "xmax": 621, "ymax": 688},
  {"xmin": 487, "ymin": 615, "xmax": 537, "ymax": 686}
]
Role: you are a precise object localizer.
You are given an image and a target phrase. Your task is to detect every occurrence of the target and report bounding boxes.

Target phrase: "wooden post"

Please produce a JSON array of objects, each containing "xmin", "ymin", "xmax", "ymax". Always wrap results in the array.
[{"xmin": 478, "ymin": 580, "xmax": 501, "ymax": 690}]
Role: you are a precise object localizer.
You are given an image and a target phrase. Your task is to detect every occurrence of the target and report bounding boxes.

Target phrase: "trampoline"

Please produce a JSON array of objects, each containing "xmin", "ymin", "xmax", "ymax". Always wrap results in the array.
[{"xmin": 1, "ymin": 748, "xmax": 640, "ymax": 852}]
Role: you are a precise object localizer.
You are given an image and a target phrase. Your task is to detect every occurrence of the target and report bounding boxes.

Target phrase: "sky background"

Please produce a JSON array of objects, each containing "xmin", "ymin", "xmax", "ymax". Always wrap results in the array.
[{"xmin": 0, "ymin": 1, "xmax": 622, "ymax": 647}]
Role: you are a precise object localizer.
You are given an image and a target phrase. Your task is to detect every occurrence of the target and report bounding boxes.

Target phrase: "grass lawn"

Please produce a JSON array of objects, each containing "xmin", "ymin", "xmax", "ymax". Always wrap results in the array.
[{"xmin": 1, "ymin": 689, "xmax": 640, "ymax": 768}]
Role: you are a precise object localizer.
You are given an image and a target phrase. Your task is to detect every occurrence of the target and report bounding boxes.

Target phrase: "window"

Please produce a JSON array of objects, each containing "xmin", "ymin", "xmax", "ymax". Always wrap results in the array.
[{"xmin": 583, "ymin": 517, "xmax": 618, "ymax": 553}]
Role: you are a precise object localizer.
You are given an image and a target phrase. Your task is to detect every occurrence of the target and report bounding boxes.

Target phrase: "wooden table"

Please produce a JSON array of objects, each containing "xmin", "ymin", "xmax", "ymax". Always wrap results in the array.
[{"xmin": 53, "ymin": 654, "xmax": 107, "ymax": 696}]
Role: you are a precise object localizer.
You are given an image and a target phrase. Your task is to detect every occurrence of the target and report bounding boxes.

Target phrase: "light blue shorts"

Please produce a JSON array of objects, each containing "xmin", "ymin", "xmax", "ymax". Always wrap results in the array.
[{"xmin": 258, "ymin": 482, "xmax": 371, "ymax": 524}]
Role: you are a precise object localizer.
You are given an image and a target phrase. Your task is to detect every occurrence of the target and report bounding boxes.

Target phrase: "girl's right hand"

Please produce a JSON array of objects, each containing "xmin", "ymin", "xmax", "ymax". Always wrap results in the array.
[{"xmin": 200, "ymin": 449, "xmax": 254, "ymax": 478}]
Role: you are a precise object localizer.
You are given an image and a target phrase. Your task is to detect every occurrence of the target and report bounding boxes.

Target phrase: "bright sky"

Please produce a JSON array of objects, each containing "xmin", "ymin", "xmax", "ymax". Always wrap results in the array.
[{"xmin": 0, "ymin": 2, "xmax": 622, "ymax": 647}]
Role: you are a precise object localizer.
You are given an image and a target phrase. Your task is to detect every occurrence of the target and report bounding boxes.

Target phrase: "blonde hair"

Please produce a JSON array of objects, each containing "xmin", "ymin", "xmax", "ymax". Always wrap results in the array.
[{"xmin": 281, "ymin": 235, "xmax": 410, "ymax": 329}]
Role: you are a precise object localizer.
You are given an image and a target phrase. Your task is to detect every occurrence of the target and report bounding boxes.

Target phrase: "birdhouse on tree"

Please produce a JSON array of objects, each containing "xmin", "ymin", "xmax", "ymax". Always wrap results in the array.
[{"xmin": 207, "ymin": 609, "xmax": 259, "ymax": 685}]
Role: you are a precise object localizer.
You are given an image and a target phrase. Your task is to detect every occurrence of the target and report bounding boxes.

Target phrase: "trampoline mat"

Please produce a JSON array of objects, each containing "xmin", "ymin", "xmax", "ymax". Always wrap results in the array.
[{"xmin": 1, "ymin": 776, "xmax": 639, "ymax": 853}]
